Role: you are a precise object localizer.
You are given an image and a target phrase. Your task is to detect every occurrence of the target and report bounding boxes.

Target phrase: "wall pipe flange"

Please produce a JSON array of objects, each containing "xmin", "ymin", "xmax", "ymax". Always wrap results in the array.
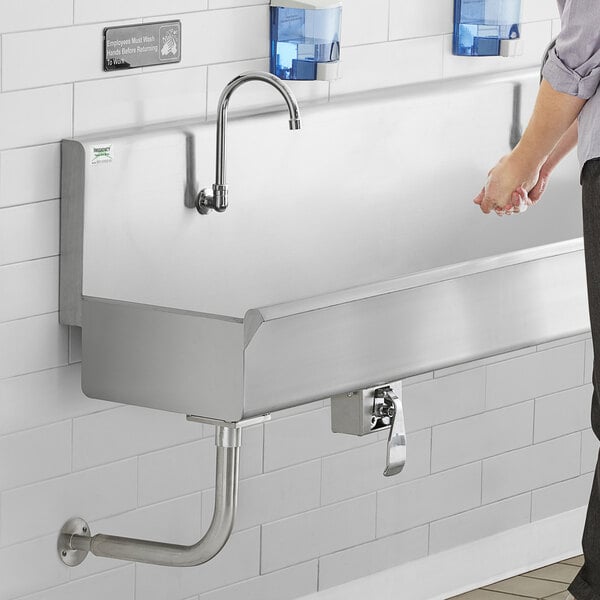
[
  {"xmin": 58, "ymin": 517, "xmax": 91, "ymax": 566},
  {"xmin": 57, "ymin": 414, "xmax": 270, "ymax": 568}
]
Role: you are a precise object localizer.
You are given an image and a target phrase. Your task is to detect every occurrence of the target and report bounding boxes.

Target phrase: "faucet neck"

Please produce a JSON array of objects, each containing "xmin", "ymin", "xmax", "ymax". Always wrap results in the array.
[
  {"xmin": 214, "ymin": 72, "xmax": 301, "ymax": 186},
  {"xmin": 197, "ymin": 71, "xmax": 301, "ymax": 215}
]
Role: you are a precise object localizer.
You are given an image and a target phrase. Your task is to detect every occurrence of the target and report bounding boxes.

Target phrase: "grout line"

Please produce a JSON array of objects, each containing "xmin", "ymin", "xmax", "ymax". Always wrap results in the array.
[
  {"xmin": 136, "ymin": 456, "xmax": 141, "ymax": 507},
  {"xmin": 0, "ymin": 424, "xmax": 74, "ymax": 493},
  {"xmin": 67, "ymin": 325, "xmax": 72, "ymax": 364},
  {"xmin": 71, "ymin": 81, "xmax": 75, "ymax": 137},
  {"xmin": 316, "ymin": 556, "xmax": 321, "ymax": 591},
  {"xmin": 0, "ymin": 308, "xmax": 61, "ymax": 327},
  {"xmin": 429, "ymin": 426, "xmax": 433, "ymax": 474},
  {"xmin": 480, "ymin": 460, "xmax": 483, "ymax": 505},
  {"xmin": 440, "ymin": 29, "xmax": 446, "ymax": 78},
  {"xmin": 522, "ymin": 572, "xmax": 577, "ymax": 583},
  {"xmin": 0, "ymin": 194, "xmax": 59, "ymax": 210},
  {"xmin": 463, "ymin": 553, "xmax": 581, "ymax": 599},
  {"xmin": 483, "ymin": 358, "xmax": 489, "ymax": 409},
  {"xmin": 386, "ymin": 0, "xmax": 392, "ymax": 42},
  {"xmin": 204, "ymin": 62, "xmax": 210, "ymax": 119},
  {"xmin": 258, "ymin": 524, "xmax": 263, "ymax": 575},
  {"xmin": 532, "ymin": 395, "xmax": 537, "ymax": 445},
  {"xmin": 374, "ymin": 488, "xmax": 379, "ymax": 538},
  {"xmin": 1, "ymin": 56, "xmax": 263, "ymax": 97},
  {"xmin": 319, "ymin": 457, "xmax": 324, "ymax": 506},
  {"xmin": 70, "ymin": 417, "xmax": 74, "ymax": 474},
  {"xmin": 25, "ymin": 564, "xmax": 132, "ymax": 597},
  {"xmin": 0, "ymin": 487, "xmax": 205, "ymax": 551}
]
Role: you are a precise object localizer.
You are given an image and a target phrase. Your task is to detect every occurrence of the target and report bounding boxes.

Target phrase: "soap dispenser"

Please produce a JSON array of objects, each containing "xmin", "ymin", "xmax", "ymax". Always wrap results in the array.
[
  {"xmin": 270, "ymin": 0, "xmax": 342, "ymax": 81},
  {"xmin": 453, "ymin": 0, "xmax": 522, "ymax": 57}
]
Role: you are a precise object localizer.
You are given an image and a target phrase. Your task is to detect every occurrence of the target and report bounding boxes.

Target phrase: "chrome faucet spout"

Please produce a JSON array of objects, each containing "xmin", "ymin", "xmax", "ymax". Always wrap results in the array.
[{"xmin": 197, "ymin": 71, "xmax": 302, "ymax": 214}]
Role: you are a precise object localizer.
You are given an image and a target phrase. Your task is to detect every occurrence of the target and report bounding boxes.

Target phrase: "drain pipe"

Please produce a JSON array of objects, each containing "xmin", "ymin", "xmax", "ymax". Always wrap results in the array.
[{"xmin": 58, "ymin": 415, "xmax": 269, "ymax": 568}]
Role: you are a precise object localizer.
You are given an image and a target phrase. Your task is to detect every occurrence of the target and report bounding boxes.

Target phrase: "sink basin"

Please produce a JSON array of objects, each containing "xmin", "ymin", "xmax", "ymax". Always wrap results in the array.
[{"xmin": 60, "ymin": 68, "xmax": 590, "ymax": 422}]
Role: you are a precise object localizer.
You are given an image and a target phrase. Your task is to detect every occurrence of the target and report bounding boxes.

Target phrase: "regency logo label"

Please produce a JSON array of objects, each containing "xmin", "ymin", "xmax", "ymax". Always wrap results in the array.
[{"xmin": 91, "ymin": 144, "xmax": 113, "ymax": 165}]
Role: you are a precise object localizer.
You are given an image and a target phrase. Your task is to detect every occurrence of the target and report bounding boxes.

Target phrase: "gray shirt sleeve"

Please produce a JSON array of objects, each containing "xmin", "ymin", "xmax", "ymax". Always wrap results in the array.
[{"xmin": 542, "ymin": 0, "xmax": 600, "ymax": 99}]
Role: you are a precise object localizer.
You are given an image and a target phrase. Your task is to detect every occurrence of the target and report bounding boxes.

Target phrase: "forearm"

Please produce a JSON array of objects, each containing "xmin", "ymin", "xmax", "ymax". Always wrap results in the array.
[
  {"xmin": 543, "ymin": 119, "xmax": 578, "ymax": 174},
  {"xmin": 511, "ymin": 80, "xmax": 585, "ymax": 171}
]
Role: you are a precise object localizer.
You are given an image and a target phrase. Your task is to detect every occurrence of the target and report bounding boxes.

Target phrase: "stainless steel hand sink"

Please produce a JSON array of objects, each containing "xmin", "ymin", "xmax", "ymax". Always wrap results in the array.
[{"xmin": 60, "ymin": 67, "xmax": 589, "ymax": 423}]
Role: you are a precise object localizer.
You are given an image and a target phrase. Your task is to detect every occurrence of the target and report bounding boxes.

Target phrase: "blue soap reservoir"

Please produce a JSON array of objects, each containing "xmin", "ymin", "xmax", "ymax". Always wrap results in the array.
[
  {"xmin": 270, "ymin": 0, "xmax": 342, "ymax": 81},
  {"xmin": 454, "ymin": 0, "xmax": 522, "ymax": 57}
]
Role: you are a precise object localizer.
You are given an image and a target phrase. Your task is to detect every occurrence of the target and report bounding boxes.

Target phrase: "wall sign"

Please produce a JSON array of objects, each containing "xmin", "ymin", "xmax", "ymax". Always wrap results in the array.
[{"xmin": 104, "ymin": 21, "xmax": 181, "ymax": 71}]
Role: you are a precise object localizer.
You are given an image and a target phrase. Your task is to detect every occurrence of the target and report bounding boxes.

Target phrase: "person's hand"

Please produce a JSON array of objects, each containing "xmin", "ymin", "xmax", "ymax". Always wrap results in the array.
[
  {"xmin": 473, "ymin": 154, "xmax": 542, "ymax": 216},
  {"xmin": 526, "ymin": 165, "xmax": 551, "ymax": 205}
]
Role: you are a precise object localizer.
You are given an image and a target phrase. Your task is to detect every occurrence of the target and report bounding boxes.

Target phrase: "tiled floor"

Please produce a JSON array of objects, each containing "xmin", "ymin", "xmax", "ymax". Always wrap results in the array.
[{"xmin": 449, "ymin": 555, "xmax": 584, "ymax": 599}]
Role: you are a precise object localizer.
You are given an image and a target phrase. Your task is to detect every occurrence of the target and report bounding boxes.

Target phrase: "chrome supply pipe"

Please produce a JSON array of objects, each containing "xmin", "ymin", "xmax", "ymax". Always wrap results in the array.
[
  {"xmin": 58, "ymin": 417, "xmax": 269, "ymax": 568},
  {"xmin": 197, "ymin": 71, "xmax": 302, "ymax": 214}
]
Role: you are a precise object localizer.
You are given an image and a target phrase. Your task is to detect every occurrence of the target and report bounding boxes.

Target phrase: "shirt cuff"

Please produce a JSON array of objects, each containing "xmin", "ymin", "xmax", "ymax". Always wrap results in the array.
[{"xmin": 542, "ymin": 47, "xmax": 600, "ymax": 99}]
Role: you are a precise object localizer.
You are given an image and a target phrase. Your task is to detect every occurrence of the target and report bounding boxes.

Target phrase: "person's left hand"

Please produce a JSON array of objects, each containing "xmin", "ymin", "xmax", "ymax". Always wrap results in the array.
[{"xmin": 473, "ymin": 154, "xmax": 541, "ymax": 216}]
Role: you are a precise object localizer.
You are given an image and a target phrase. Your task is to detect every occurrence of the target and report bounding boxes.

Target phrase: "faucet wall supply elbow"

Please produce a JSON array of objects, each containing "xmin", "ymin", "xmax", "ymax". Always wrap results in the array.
[{"xmin": 196, "ymin": 71, "xmax": 302, "ymax": 214}]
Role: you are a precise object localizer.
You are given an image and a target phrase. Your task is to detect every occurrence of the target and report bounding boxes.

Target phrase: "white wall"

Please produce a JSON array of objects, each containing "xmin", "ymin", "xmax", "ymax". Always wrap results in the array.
[{"xmin": 1, "ymin": 1, "xmax": 595, "ymax": 599}]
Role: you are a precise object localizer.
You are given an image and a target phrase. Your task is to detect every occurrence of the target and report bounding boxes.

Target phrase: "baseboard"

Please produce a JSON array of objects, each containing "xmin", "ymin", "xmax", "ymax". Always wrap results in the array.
[{"xmin": 300, "ymin": 507, "xmax": 587, "ymax": 600}]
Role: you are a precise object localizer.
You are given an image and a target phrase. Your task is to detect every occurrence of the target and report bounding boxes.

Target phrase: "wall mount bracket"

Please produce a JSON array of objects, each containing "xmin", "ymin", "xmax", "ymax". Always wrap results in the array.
[{"xmin": 57, "ymin": 413, "xmax": 270, "ymax": 568}]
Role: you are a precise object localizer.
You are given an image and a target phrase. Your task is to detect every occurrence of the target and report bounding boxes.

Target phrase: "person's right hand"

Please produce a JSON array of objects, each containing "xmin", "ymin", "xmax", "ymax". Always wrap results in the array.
[
  {"xmin": 510, "ymin": 164, "xmax": 551, "ymax": 213},
  {"xmin": 473, "ymin": 152, "xmax": 541, "ymax": 216},
  {"xmin": 510, "ymin": 119, "xmax": 579, "ymax": 210},
  {"xmin": 526, "ymin": 166, "xmax": 551, "ymax": 204}
]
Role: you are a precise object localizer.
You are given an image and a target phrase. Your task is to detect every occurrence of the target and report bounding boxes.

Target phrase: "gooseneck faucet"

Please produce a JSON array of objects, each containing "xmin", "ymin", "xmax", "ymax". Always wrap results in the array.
[{"xmin": 196, "ymin": 71, "xmax": 302, "ymax": 214}]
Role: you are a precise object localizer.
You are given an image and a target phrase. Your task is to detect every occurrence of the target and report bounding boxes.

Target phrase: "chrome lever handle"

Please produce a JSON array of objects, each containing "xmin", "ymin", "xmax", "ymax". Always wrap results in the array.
[{"xmin": 374, "ymin": 386, "xmax": 406, "ymax": 477}]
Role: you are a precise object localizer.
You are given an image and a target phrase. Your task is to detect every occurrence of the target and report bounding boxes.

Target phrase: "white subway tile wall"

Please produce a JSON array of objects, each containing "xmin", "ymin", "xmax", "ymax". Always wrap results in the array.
[
  {"xmin": 0, "ymin": 144, "xmax": 60, "ymax": 208},
  {"xmin": 197, "ymin": 561, "xmax": 317, "ymax": 600},
  {"xmin": 0, "ymin": 86, "xmax": 72, "ymax": 150},
  {"xmin": 201, "ymin": 460, "xmax": 322, "ymax": 533},
  {"xmin": 482, "ymin": 432, "xmax": 582, "ymax": 504},
  {"xmin": 582, "ymin": 428, "xmax": 600, "ymax": 474},
  {"xmin": 261, "ymin": 494, "xmax": 377, "ymax": 573},
  {"xmin": 376, "ymin": 462, "xmax": 482, "ymax": 537},
  {"xmin": 74, "ymin": 1, "xmax": 208, "ymax": 24},
  {"xmin": 0, "ymin": 200, "xmax": 59, "ymax": 266},
  {"xmin": 135, "ymin": 528, "xmax": 261, "ymax": 599},
  {"xmin": 342, "ymin": 0, "xmax": 389, "ymax": 47},
  {"xmin": 2, "ymin": 22, "xmax": 137, "ymax": 91},
  {"xmin": 0, "ymin": 0, "xmax": 73, "ymax": 34},
  {"xmin": 318, "ymin": 525, "xmax": 429, "ymax": 590},
  {"xmin": 1, "ymin": 458, "xmax": 138, "ymax": 545},
  {"xmin": 389, "ymin": 0, "xmax": 453, "ymax": 40},
  {"xmin": 0, "ymin": 1, "xmax": 590, "ymax": 599},
  {"xmin": 428, "ymin": 493, "xmax": 532, "ymax": 554},
  {"xmin": 0, "ymin": 258, "xmax": 58, "ymax": 323},
  {"xmin": 73, "ymin": 65, "xmax": 208, "ymax": 135},
  {"xmin": 531, "ymin": 472, "xmax": 595, "ymax": 521},
  {"xmin": 0, "ymin": 420, "xmax": 71, "ymax": 491},
  {"xmin": 534, "ymin": 384, "xmax": 593, "ymax": 443}
]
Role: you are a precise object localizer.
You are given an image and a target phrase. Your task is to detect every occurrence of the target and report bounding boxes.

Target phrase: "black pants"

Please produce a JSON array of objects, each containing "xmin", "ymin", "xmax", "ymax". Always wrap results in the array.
[{"xmin": 569, "ymin": 158, "xmax": 600, "ymax": 600}]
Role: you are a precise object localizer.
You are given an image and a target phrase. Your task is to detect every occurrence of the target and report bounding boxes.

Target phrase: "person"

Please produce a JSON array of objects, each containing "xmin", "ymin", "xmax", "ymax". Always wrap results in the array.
[{"xmin": 473, "ymin": 1, "xmax": 600, "ymax": 598}]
